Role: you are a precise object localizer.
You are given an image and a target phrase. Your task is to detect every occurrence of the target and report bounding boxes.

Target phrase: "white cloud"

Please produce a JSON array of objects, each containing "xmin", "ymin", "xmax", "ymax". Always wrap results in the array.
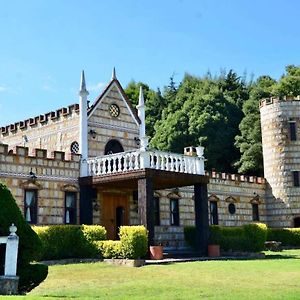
[{"xmin": 88, "ymin": 82, "xmax": 105, "ymax": 92}]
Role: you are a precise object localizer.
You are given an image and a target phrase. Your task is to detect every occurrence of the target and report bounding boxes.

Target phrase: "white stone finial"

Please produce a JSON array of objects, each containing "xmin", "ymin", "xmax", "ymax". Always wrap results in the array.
[
  {"xmin": 9, "ymin": 223, "xmax": 17, "ymax": 236},
  {"xmin": 112, "ymin": 67, "xmax": 117, "ymax": 80},
  {"xmin": 79, "ymin": 70, "xmax": 89, "ymax": 96},
  {"xmin": 136, "ymin": 86, "xmax": 148, "ymax": 151},
  {"xmin": 79, "ymin": 71, "xmax": 89, "ymax": 176}
]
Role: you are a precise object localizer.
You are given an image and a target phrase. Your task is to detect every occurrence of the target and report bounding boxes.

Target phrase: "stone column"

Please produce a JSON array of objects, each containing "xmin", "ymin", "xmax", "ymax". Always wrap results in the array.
[
  {"xmin": 138, "ymin": 177, "xmax": 154, "ymax": 246},
  {"xmin": 79, "ymin": 185, "xmax": 94, "ymax": 225},
  {"xmin": 4, "ymin": 224, "xmax": 19, "ymax": 277},
  {"xmin": 194, "ymin": 183, "xmax": 209, "ymax": 255}
]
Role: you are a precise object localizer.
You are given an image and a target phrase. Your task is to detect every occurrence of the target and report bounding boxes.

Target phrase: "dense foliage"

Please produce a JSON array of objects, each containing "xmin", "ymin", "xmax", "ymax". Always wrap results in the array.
[
  {"xmin": 96, "ymin": 226, "xmax": 148, "ymax": 259},
  {"xmin": 34, "ymin": 225, "xmax": 107, "ymax": 260},
  {"xmin": 267, "ymin": 228, "xmax": 300, "ymax": 246},
  {"xmin": 184, "ymin": 223, "xmax": 267, "ymax": 252},
  {"xmin": 125, "ymin": 65, "xmax": 300, "ymax": 175},
  {"xmin": 0, "ymin": 183, "xmax": 48, "ymax": 293}
]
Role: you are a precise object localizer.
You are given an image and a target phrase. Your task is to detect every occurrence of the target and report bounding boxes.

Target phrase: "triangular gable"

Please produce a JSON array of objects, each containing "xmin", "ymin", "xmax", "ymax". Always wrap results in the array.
[
  {"xmin": 87, "ymin": 79, "xmax": 140, "ymax": 126},
  {"xmin": 208, "ymin": 194, "xmax": 220, "ymax": 202}
]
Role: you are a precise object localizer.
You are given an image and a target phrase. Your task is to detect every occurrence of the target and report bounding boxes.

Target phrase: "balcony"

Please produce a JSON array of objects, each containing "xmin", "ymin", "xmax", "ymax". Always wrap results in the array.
[{"xmin": 86, "ymin": 148, "xmax": 205, "ymax": 177}]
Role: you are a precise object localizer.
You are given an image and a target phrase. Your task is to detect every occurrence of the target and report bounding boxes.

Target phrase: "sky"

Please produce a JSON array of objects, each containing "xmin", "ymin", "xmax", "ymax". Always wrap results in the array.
[{"xmin": 0, "ymin": 0, "xmax": 299, "ymax": 125}]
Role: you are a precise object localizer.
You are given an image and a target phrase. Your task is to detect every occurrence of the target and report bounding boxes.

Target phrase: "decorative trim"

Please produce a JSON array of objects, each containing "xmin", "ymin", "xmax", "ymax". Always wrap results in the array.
[
  {"xmin": 88, "ymin": 121, "xmax": 138, "ymax": 134},
  {"xmin": 225, "ymin": 196, "xmax": 239, "ymax": 203},
  {"xmin": 60, "ymin": 183, "xmax": 79, "ymax": 192},
  {"xmin": 167, "ymin": 191, "xmax": 181, "ymax": 199},
  {"xmin": 250, "ymin": 194, "xmax": 263, "ymax": 204},
  {"xmin": 208, "ymin": 194, "xmax": 220, "ymax": 202},
  {"xmin": 19, "ymin": 180, "xmax": 43, "ymax": 190}
]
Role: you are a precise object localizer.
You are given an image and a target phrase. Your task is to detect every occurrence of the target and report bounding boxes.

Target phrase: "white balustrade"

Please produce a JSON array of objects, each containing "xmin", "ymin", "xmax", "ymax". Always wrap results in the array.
[{"xmin": 85, "ymin": 149, "xmax": 205, "ymax": 177}]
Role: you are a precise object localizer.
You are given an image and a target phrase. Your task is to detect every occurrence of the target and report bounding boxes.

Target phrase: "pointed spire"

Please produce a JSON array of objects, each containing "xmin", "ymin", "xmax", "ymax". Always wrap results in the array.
[
  {"xmin": 79, "ymin": 70, "xmax": 89, "ymax": 96},
  {"xmin": 138, "ymin": 85, "xmax": 144, "ymax": 107},
  {"xmin": 112, "ymin": 67, "xmax": 117, "ymax": 80}
]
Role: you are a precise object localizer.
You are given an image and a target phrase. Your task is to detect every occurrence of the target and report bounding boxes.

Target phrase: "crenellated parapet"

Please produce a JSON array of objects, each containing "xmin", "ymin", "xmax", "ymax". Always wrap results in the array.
[
  {"xmin": 0, "ymin": 103, "xmax": 79, "ymax": 135},
  {"xmin": 206, "ymin": 170, "xmax": 266, "ymax": 184},
  {"xmin": 0, "ymin": 143, "xmax": 80, "ymax": 162},
  {"xmin": 260, "ymin": 96, "xmax": 300, "ymax": 108}
]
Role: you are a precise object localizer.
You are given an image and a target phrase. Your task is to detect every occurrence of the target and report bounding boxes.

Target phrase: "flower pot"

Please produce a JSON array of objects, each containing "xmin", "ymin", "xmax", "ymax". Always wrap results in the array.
[
  {"xmin": 149, "ymin": 245, "xmax": 163, "ymax": 260},
  {"xmin": 208, "ymin": 244, "xmax": 220, "ymax": 257}
]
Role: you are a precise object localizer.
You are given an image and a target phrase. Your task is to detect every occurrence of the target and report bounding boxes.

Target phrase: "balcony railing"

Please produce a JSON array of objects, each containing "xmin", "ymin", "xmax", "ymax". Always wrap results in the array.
[{"xmin": 86, "ymin": 149, "xmax": 205, "ymax": 177}]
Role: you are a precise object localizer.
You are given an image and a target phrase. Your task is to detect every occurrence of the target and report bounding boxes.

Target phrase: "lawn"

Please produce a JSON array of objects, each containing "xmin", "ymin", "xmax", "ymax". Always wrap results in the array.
[{"xmin": 4, "ymin": 250, "xmax": 300, "ymax": 300}]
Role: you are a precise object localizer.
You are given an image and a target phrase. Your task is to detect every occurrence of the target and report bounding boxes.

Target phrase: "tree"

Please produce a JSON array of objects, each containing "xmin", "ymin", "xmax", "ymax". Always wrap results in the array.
[
  {"xmin": 273, "ymin": 65, "xmax": 300, "ymax": 97},
  {"xmin": 151, "ymin": 72, "xmax": 245, "ymax": 172},
  {"xmin": 234, "ymin": 76, "xmax": 276, "ymax": 175}
]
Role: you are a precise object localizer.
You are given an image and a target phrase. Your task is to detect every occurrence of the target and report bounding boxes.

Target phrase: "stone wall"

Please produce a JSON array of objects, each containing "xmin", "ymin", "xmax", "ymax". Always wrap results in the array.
[
  {"xmin": 0, "ymin": 144, "xmax": 80, "ymax": 224},
  {"xmin": 260, "ymin": 97, "xmax": 300, "ymax": 227},
  {"xmin": 88, "ymin": 81, "xmax": 139, "ymax": 156},
  {"xmin": 0, "ymin": 104, "xmax": 80, "ymax": 156}
]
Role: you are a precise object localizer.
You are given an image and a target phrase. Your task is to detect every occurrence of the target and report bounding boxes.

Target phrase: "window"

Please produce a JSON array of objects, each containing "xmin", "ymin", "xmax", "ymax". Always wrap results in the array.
[
  {"xmin": 24, "ymin": 190, "xmax": 38, "ymax": 224},
  {"xmin": 228, "ymin": 203, "xmax": 236, "ymax": 215},
  {"xmin": 289, "ymin": 122, "xmax": 297, "ymax": 141},
  {"xmin": 170, "ymin": 198, "xmax": 179, "ymax": 226},
  {"xmin": 252, "ymin": 203, "xmax": 259, "ymax": 221},
  {"xmin": 70, "ymin": 141, "xmax": 79, "ymax": 154},
  {"xmin": 65, "ymin": 192, "xmax": 77, "ymax": 224},
  {"xmin": 293, "ymin": 171, "xmax": 300, "ymax": 187},
  {"xmin": 154, "ymin": 197, "xmax": 160, "ymax": 226},
  {"xmin": 210, "ymin": 201, "xmax": 219, "ymax": 225}
]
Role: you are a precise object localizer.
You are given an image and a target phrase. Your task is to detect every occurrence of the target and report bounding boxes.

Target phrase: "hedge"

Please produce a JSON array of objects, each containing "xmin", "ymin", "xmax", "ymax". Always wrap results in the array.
[
  {"xmin": 96, "ymin": 226, "xmax": 148, "ymax": 259},
  {"xmin": 0, "ymin": 183, "xmax": 48, "ymax": 293},
  {"xmin": 34, "ymin": 225, "xmax": 107, "ymax": 260},
  {"xmin": 184, "ymin": 223, "xmax": 267, "ymax": 252},
  {"xmin": 267, "ymin": 228, "xmax": 300, "ymax": 246}
]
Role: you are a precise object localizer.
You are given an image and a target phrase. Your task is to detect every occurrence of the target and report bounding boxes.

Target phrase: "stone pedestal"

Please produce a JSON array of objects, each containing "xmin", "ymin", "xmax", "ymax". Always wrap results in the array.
[{"xmin": 0, "ymin": 276, "xmax": 19, "ymax": 295}]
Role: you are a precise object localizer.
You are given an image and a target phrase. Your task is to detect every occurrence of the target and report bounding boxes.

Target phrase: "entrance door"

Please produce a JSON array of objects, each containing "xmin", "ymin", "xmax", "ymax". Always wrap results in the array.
[{"xmin": 102, "ymin": 193, "xmax": 129, "ymax": 240}]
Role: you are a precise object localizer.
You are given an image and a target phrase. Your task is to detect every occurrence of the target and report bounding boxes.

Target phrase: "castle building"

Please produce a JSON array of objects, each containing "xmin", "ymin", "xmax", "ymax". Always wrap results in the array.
[{"xmin": 1, "ymin": 69, "xmax": 292, "ymax": 249}]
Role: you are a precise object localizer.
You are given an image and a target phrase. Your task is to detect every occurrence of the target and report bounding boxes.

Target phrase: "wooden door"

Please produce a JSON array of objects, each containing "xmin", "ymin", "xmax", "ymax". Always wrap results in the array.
[{"xmin": 102, "ymin": 193, "xmax": 129, "ymax": 240}]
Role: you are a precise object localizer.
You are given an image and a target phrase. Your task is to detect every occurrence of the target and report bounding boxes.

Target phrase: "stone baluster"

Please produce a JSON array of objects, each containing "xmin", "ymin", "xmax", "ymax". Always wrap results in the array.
[
  {"xmin": 165, "ymin": 154, "xmax": 170, "ymax": 171},
  {"xmin": 112, "ymin": 157, "xmax": 117, "ymax": 173},
  {"xmin": 123, "ymin": 154, "xmax": 128, "ymax": 171},
  {"xmin": 128, "ymin": 153, "xmax": 133, "ymax": 170}
]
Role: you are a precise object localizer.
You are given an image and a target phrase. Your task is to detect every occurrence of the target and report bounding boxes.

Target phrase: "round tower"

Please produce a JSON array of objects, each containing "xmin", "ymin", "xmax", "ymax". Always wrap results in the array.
[{"xmin": 260, "ymin": 96, "xmax": 300, "ymax": 227}]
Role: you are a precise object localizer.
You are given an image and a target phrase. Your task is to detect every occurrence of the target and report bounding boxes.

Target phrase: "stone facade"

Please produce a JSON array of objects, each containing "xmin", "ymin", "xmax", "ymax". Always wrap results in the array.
[
  {"xmin": 260, "ymin": 97, "xmax": 300, "ymax": 227},
  {"xmin": 0, "ymin": 73, "xmax": 297, "ymax": 248}
]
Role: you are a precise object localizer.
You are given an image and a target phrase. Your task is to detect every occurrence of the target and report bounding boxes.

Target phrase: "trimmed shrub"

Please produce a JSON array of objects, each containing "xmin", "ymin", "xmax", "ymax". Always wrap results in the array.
[
  {"xmin": 18, "ymin": 263, "xmax": 48, "ymax": 294},
  {"xmin": 184, "ymin": 226, "xmax": 197, "ymax": 249},
  {"xmin": 95, "ymin": 241, "xmax": 122, "ymax": 259},
  {"xmin": 267, "ymin": 228, "xmax": 300, "ymax": 246},
  {"xmin": 0, "ymin": 183, "xmax": 47, "ymax": 293},
  {"xmin": 184, "ymin": 223, "xmax": 267, "ymax": 252},
  {"xmin": 34, "ymin": 225, "xmax": 106, "ymax": 260},
  {"xmin": 119, "ymin": 226, "xmax": 148, "ymax": 259},
  {"xmin": 243, "ymin": 223, "xmax": 267, "ymax": 252}
]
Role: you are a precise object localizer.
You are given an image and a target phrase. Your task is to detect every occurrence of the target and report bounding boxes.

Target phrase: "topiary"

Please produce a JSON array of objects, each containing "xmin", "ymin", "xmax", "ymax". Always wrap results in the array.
[{"xmin": 0, "ymin": 182, "xmax": 48, "ymax": 293}]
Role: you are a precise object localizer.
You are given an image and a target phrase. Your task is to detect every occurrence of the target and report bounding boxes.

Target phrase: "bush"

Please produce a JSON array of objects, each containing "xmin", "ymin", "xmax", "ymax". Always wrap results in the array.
[
  {"xmin": 96, "ymin": 226, "xmax": 148, "ymax": 259},
  {"xmin": 267, "ymin": 228, "xmax": 300, "ymax": 246},
  {"xmin": 0, "ymin": 183, "xmax": 47, "ymax": 292},
  {"xmin": 34, "ymin": 225, "xmax": 107, "ymax": 260},
  {"xmin": 95, "ymin": 241, "xmax": 122, "ymax": 259},
  {"xmin": 18, "ymin": 263, "xmax": 48, "ymax": 294},
  {"xmin": 119, "ymin": 226, "xmax": 148, "ymax": 259},
  {"xmin": 184, "ymin": 223, "xmax": 267, "ymax": 252}
]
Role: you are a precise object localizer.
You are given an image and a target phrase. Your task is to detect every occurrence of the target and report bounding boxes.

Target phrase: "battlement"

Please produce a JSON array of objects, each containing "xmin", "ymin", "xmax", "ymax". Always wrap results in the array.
[
  {"xmin": 0, "ymin": 143, "xmax": 81, "ymax": 162},
  {"xmin": 0, "ymin": 103, "xmax": 79, "ymax": 136},
  {"xmin": 260, "ymin": 96, "xmax": 300, "ymax": 108},
  {"xmin": 206, "ymin": 170, "xmax": 266, "ymax": 184}
]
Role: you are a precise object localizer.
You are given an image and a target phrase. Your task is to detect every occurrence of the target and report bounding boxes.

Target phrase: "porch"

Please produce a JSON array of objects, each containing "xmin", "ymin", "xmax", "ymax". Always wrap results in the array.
[{"xmin": 79, "ymin": 148, "xmax": 210, "ymax": 255}]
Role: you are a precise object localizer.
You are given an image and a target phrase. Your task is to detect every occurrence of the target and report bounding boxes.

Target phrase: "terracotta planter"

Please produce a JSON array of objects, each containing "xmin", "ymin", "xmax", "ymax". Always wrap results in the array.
[
  {"xmin": 149, "ymin": 245, "xmax": 164, "ymax": 260},
  {"xmin": 208, "ymin": 244, "xmax": 220, "ymax": 257}
]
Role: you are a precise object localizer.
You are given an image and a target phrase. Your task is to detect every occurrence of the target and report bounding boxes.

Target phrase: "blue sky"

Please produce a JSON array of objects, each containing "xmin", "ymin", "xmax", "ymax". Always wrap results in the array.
[{"xmin": 0, "ymin": 0, "xmax": 299, "ymax": 125}]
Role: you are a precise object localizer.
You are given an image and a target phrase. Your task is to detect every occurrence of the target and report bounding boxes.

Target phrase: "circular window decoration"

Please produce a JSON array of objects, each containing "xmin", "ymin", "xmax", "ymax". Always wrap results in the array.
[
  {"xmin": 70, "ymin": 141, "xmax": 79, "ymax": 154},
  {"xmin": 228, "ymin": 203, "xmax": 236, "ymax": 215},
  {"xmin": 109, "ymin": 104, "xmax": 120, "ymax": 118}
]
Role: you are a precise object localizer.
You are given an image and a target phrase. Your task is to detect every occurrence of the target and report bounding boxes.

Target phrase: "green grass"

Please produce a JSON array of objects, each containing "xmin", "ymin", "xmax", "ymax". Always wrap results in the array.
[{"xmin": 5, "ymin": 249, "xmax": 300, "ymax": 300}]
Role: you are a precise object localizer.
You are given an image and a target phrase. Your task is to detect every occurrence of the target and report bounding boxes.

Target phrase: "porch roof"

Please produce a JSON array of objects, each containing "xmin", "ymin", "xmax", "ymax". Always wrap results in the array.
[{"xmin": 79, "ymin": 168, "xmax": 209, "ymax": 190}]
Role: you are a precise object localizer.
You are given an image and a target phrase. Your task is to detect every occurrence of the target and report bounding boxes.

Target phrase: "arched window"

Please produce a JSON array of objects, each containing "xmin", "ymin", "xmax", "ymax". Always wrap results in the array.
[{"xmin": 104, "ymin": 139, "xmax": 124, "ymax": 155}]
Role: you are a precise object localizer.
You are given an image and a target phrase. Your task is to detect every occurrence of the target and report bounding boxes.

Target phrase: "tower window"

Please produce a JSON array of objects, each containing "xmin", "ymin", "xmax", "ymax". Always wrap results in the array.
[
  {"xmin": 289, "ymin": 122, "xmax": 297, "ymax": 141},
  {"xmin": 252, "ymin": 203, "xmax": 259, "ymax": 221},
  {"xmin": 24, "ymin": 190, "xmax": 38, "ymax": 224},
  {"xmin": 293, "ymin": 171, "xmax": 300, "ymax": 187}
]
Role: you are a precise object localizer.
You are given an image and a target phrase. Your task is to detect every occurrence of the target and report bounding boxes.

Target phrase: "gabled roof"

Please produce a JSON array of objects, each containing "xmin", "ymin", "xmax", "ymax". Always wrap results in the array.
[{"xmin": 87, "ymin": 78, "xmax": 140, "ymax": 125}]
